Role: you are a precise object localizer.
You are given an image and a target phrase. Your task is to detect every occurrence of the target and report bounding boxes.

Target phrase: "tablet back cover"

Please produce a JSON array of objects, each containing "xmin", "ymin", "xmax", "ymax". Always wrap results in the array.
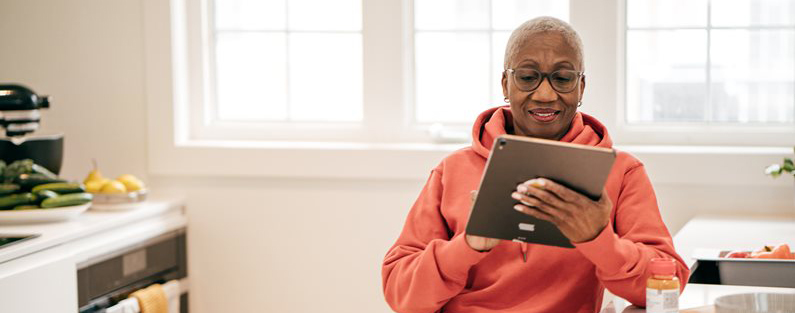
[{"xmin": 465, "ymin": 134, "xmax": 616, "ymax": 248}]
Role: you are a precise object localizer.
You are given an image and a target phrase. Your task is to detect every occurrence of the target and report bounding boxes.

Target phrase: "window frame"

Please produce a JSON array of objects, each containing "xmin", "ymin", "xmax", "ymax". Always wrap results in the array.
[
  {"xmin": 613, "ymin": 0, "xmax": 795, "ymax": 146},
  {"xmin": 186, "ymin": 0, "xmax": 373, "ymax": 143},
  {"xmin": 181, "ymin": 0, "xmax": 446, "ymax": 144},
  {"xmin": 184, "ymin": 0, "xmax": 795, "ymax": 146},
  {"xmin": 176, "ymin": 0, "xmax": 573, "ymax": 144},
  {"xmin": 143, "ymin": 0, "xmax": 795, "ymax": 181}
]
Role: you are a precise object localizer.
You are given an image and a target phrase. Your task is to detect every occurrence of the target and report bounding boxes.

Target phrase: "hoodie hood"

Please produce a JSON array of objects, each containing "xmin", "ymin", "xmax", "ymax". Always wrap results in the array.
[{"xmin": 471, "ymin": 106, "xmax": 613, "ymax": 159}]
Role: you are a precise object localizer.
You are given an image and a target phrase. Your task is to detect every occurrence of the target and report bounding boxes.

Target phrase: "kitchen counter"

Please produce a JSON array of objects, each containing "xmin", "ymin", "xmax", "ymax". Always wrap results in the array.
[
  {"xmin": 602, "ymin": 213, "xmax": 795, "ymax": 312},
  {"xmin": 673, "ymin": 212, "xmax": 795, "ymax": 268},
  {"xmin": 0, "ymin": 197, "xmax": 185, "ymax": 264},
  {"xmin": 0, "ymin": 197, "xmax": 187, "ymax": 312},
  {"xmin": 604, "ymin": 284, "xmax": 795, "ymax": 312}
]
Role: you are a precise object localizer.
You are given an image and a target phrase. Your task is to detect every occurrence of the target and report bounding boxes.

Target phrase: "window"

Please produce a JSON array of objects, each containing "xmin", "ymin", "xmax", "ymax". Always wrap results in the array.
[
  {"xmin": 411, "ymin": 0, "xmax": 568, "ymax": 124},
  {"xmin": 147, "ymin": 0, "xmax": 794, "ymax": 178},
  {"xmin": 625, "ymin": 0, "xmax": 795, "ymax": 125},
  {"xmin": 172, "ymin": 0, "xmax": 793, "ymax": 146},
  {"xmin": 196, "ymin": 0, "xmax": 568, "ymax": 143},
  {"xmin": 212, "ymin": 0, "xmax": 362, "ymax": 123}
]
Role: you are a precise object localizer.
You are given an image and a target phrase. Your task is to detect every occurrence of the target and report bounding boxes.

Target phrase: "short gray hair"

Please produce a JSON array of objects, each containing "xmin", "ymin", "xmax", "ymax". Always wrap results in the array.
[{"xmin": 503, "ymin": 16, "xmax": 584, "ymax": 70}]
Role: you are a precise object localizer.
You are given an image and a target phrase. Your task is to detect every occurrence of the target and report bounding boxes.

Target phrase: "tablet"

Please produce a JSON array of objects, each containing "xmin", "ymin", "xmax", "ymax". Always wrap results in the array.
[{"xmin": 465, "ymin": 134, "xmax": 616, "ymax": 248}]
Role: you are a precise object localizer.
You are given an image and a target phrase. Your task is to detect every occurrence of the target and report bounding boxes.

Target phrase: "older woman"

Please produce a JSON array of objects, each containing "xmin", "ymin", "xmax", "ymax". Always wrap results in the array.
[{"xmin": 382, "ymin": 17, "xmax": 689, "ymax": 313}]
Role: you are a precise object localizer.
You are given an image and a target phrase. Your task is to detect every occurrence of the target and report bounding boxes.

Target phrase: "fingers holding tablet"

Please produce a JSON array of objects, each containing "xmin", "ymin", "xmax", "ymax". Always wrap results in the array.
[
  {"xmin": 513, "ymin": 203, "xmax": 556, "ymax": 224},
  {"xmin": 511, "ymin": 178, "xmax": 612, "ymax": 243}
]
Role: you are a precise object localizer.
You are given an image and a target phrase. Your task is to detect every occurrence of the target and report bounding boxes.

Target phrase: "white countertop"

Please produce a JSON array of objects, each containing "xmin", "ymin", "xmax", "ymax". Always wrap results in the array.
[
  {"xmin": 673, "ymin": 213, "xmax": 795, "ymax": 268},
  {"xmin": 603, "ymin": 213, "xmax": 795, "ymax": 312},
  {"xmin": 0, "ymin": 197, "xmax": 185, "ymax": 265}
]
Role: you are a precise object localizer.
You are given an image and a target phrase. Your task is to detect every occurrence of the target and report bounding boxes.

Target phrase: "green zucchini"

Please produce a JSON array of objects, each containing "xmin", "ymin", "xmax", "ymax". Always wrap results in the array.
[
  {"xmin": 13, "ymin": 204, "xmax": 40, "ymax": 210},
  {"xmin": 41, "ymin": 192, "xmax": 93, "ymax": 208},
  {"xmin": 0, "ymin": 193, "xmax": 36, "ymax": 210},
  {"xmin": 14, "ymin": 174, "xmax": 66, "ymax": 190},
  {"xmin": 32, "ymin": 182, "xmax": 85, "ymax": 194},
  {"xmin": 35, "ymin": 190, "xmax": 58, "ymax": 205},
  {"xmin": 0, "ymin": 184, "xmax": 20, "ymax": 196}
]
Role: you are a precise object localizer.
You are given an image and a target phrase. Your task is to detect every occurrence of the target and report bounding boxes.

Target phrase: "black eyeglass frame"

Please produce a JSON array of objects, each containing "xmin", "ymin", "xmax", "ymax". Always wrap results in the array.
[{"xmin": 505, "ymin": 68, "xmax": 585, "ymax": 93}]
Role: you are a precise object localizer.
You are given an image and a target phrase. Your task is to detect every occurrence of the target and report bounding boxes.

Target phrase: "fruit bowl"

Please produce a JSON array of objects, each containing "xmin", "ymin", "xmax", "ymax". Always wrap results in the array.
[{"xmin": 89, "ymin": 189, "xmax": 147, "ymax": 211}]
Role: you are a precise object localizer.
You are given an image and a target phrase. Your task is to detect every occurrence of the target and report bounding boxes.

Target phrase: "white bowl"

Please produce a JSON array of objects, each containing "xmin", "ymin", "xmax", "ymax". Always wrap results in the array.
[
  {"xmin": 90, "ymin": 189, "xmax": 147, "ymax": 211},
  {"xmin": 0, "ymin": 202, "xmax": 91, "ymax": 224},
  {"xmin": 715, "ymin": 293, "xmax": 795, "ymax": 313}
]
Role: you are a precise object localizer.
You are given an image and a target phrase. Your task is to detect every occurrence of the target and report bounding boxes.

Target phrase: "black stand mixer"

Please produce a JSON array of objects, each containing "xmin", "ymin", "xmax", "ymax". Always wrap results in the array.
[{"xmin": 0, "ymin": 84, "xmax": 63, "ymax": 174}]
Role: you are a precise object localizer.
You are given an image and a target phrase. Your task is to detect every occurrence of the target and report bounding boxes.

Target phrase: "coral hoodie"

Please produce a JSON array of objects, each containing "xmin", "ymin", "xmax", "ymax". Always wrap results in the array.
[{"xmin": 382, "ymin": 106, "xmax": 689, "ymax": 313}]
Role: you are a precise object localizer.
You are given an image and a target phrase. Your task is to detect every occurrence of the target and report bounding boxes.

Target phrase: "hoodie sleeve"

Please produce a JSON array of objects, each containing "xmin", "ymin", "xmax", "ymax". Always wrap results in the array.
[
  {"xmin": 382, "ymin": 168, "xmax": 489, "ymax": 313},
  {"xmin": 572, "ymin": 164, "xmax": 690, "ymax": 307}
]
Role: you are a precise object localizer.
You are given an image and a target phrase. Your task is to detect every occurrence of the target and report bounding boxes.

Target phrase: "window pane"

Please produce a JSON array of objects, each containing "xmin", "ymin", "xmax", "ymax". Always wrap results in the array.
[
  {"xmin": 711, "ymin": 30, "xmax": 795, "ymax": 123},
  {"xmin": 491, "ymin": 31, "xmax": 511, "ymax": 104},
  {"xmin": 627, "ymin": 0, "xmax": 707, "ymax": 28},
  {"xmin": 415, "ymin": 33, "xmax": 491, "ymax": 123},
  {"xmin": 711, "ymin": 0, "xmax": 795, "ymax": 26},
  {"xmin": 414, "ymin": 0, "xmax": 489, "ymax": 30},
  {"xmin": 289, "ymin": 33, "xmax": 363, "ymax": 121},
  {"xmin": 288, "ymin": 0, "xmax": 362, "ymax": 31},
  {"xmin": 491, "ymin": 0, "xmax": 569, "ymax": 30},
  {"xmin": 626, "ymin": 30, "xmax": 708, "ymax": 123},
  {"xmin": 214, "ymin": 0, "xmax": 285, "ymax": 30},
  {"xmin": 215, "ymin": 33, "xmax": 288, "ymax": 121}
]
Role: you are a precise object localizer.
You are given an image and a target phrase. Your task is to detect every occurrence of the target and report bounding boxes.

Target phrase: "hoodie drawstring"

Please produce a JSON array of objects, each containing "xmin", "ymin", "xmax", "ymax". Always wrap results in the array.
[{"xmin": 520, "ymin": 242, "xmax": 528, "ymax": 262}]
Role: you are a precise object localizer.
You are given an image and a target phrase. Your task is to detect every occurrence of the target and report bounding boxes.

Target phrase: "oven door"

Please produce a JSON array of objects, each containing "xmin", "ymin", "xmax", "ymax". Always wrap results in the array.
[{"xmin": 77, "ymin": 229, "xmax": 188, "ymax": 313}]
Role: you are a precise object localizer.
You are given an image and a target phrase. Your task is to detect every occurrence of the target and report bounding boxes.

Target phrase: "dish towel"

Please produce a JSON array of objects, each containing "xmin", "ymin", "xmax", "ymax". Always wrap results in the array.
[
  {"xmin": 105, "ymin": 298, "xmax": 140, "ymax": 313},
  {"xmin": 130, "ymin": 283, "xmax": 168, "ymax": 313},
  {"xmin": 162, "ymin": 280, "xmax": 181, "ymax": 313}
]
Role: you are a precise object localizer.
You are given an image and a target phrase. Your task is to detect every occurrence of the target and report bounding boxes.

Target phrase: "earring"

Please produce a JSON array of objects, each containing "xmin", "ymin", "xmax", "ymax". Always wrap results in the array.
[
  {"xmin": 504, "ymin": 97, "xmax": 510, "ymax": 103},
  {"xmin": 577, "ymin": 101, "xmax": 583, "ymax": 107}
]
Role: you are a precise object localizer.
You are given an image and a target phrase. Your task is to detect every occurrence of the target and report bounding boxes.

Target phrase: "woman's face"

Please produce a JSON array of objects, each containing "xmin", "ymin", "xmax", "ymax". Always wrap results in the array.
[{"xmin": 501, "ymin": 32, "xmax": 585, "ymax": 140}]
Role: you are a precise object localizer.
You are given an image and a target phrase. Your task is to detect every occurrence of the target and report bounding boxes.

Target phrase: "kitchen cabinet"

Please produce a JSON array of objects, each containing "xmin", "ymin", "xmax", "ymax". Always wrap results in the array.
[
  {"xmin": 0, "ymin": 197, "xmax": 187, "ymax": 313},
  {"xmin": 0, "ymin": 246, "xmax": 77, "ymax": 312}
]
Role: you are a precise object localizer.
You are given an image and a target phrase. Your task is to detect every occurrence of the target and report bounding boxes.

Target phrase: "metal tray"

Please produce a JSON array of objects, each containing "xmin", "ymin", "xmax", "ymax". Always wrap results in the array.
[{"xmin": 690, "ymin": 249, "xmax": 795, "ymax": 288}]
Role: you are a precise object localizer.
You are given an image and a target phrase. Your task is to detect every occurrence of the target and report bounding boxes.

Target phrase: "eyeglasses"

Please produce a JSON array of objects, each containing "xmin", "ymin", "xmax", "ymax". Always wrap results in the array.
[{"xmin": 505, "ymin": 68, "xmax": 584, "ymax": 93}]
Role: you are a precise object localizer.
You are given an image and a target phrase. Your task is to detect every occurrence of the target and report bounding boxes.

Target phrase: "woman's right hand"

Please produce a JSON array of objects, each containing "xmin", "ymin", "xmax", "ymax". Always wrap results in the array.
[{"xmin": 465, "ymin": 190, "xmax": 500, "ymax": 252}]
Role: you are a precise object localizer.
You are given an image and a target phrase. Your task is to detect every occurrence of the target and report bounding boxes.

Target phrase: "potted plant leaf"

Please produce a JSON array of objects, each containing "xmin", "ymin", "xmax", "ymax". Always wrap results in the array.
[{"xmin": 765, "ymin": 146, "xmax": 795, "ymax": 206}]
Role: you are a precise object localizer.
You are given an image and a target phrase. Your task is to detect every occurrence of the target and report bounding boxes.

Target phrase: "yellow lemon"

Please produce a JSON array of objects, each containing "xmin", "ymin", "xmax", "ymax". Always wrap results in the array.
[
  {"xmin": 117, "ymin": 174, "xmax": 145, "ymax": 192},
  {"xmin": 100, "ymin": 180, "xmax": 127, "ymax": 194},
  {"xmin": 85, "ymin": 179, "xmax": 109, "ymax": 193},
  {"xmin": 116, "ymin": 174, "xmax": 138, "ymax": 182}
]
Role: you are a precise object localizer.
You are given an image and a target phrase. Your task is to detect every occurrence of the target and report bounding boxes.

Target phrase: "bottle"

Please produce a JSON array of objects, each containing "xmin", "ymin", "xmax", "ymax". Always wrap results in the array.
[{"xmin": 646, "ymin": 258, "xmax": 680, "ymax": 313}]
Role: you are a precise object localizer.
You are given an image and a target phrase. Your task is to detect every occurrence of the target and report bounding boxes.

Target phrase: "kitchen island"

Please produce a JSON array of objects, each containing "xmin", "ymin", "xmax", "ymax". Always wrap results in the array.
[{"xmin": 602, "ymin": 213, "xmax": 795, "ymax": 312}]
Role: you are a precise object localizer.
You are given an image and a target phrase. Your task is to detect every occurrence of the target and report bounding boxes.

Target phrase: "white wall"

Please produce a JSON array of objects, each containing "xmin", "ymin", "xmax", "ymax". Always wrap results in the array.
[
  {"xmin": 0, "ymin": 0, "xmax": 148, "ymax": 181},
  {"xmin": 1, "ymin": 1, "xmax": 793, "ymax": 313},
  {"xmin": 151, "ymin": 175, "xmax": 418, "ymax": 312}
]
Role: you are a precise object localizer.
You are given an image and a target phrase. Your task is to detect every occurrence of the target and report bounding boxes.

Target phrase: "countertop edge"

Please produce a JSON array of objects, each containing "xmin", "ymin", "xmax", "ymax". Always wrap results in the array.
[{"xmin": 0, "ymin": 197, "xmax": 185, "ymax": 264}]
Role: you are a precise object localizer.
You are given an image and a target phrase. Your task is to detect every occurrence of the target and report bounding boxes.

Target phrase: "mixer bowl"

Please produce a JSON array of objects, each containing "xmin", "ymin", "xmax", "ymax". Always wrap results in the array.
[{"xmin": 0, "ymin": 133, "xmax": 63, "ymax": 174}]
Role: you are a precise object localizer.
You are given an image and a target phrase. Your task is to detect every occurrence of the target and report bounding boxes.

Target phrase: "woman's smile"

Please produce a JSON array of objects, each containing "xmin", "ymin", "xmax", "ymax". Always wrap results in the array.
[{"xmin": 528, "ymin": 108, "xmax": 561, "ymax": 123}]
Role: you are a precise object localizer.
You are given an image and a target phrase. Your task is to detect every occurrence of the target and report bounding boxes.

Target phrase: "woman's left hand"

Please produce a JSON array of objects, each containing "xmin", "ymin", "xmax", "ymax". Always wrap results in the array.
[{"xmin": 511, "ymin": 178, "xmax": 611, "ymax": 243}]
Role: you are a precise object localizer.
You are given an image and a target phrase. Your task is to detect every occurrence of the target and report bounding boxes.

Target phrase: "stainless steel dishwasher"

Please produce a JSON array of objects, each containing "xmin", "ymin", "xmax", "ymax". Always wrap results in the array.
[{"xmin": 76, "ymin": 228, "xmax": 188, "ymax": 313}]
